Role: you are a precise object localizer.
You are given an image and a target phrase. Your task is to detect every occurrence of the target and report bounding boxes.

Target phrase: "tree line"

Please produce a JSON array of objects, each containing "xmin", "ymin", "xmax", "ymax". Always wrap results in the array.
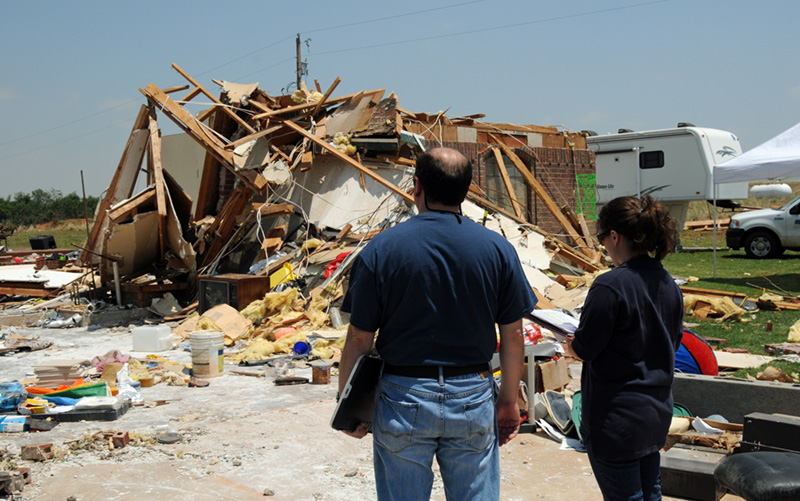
[{"xmin": 0, "ymin": 189, "xmax": 99, "ymax": 228}]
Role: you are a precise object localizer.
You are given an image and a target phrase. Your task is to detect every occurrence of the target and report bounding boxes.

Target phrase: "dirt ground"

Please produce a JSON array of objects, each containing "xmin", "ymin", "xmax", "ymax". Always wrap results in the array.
[{"xmin": 0, "ymin": 326, "xmax": 743, "ymax": 500}]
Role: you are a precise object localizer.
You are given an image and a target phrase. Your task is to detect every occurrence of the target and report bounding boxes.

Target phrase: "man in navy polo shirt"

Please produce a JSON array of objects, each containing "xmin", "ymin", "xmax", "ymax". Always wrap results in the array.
[{"xmin": 339, "ymin": 147, "xmax": 537, "ymax": 500}]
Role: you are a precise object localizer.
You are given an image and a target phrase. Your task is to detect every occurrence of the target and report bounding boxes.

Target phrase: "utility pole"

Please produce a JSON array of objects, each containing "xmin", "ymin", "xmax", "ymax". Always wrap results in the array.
[{"xmin": 296, "ymin": 33, "xmax": 302, "ymax": 90}]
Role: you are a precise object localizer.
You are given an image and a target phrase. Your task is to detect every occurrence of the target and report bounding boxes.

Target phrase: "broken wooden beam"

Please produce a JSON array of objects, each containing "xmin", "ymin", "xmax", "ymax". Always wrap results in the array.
[
  {"xmin": 252, "ymin": 88, "xmax": 385, "ymax": 120},
  {"xmin": 282, "ymin": 120, "xmax": 414, "ymax": 204},
  {"xmin": 312, "ymin": 76, "xmax": 341, "ymax": 116},
  {"xmin": 108, "ymin": 187, "xmax": 156, "ymax": 222},
  {"xmin": 148, "ymin": 109, "xmax": 168, "ymax": 259},
  {"xmin": 465, "ymin": 191, "xmax": 529, "ymax": 227},
  {"xmin": 223, "ymin": 124, "xmax": 283, "ymax": 151},
  {"xmin": 250, "ymin": 203, "xmax": 295, "ymax": 218},
  {"xmin": 488, "ymin": 133, "xmax": 594, "ymax": 259},
  {"xmin": 171, "ymin": 63, "xmax": 256, "ymax": 134},
  {"xmin": 547, "ymin": 238, "xmax": 602, "ymax": 273},
  {"xmin": 139, "ymin": 83, "xmax": 266, "ymax": 193},
  {"xmin": 491, "ymin": 147, "xmax": 524, "ymax": 219},
  {"xmin": 163, "ymin": 84, "xmax": 190, "ymax": 94}
]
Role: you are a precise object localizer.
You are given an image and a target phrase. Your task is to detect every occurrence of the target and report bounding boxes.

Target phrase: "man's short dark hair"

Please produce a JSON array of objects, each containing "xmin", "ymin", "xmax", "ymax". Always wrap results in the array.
[{"xmin": 415, "ymin": 148, "xmax": 473, "ymax": 206}]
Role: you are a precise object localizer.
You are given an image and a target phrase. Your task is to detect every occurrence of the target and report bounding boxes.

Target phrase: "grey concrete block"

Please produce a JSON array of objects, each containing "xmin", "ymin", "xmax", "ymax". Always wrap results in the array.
[{"xmin": 672, "ymin": 373, "xmax": 800, "ymax": 423}]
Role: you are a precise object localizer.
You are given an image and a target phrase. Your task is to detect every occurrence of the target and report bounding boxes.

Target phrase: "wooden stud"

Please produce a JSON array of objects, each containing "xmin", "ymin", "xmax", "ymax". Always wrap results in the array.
[
  {"xmin": 252, "ymin": 88, "xmax": 385, "ymax": 120},
  {"xmin": 223, "ymin": 123, "xmax": 282, "ymax": 150},
  {"xmin": 335, "ymin": 223, "xmax": 352, "ymax": 241},
  {"xmin": 178, "ymin": 87, "xmax": 203, "ymax": 103},
  {"xmin": 269, "ymin": 144, "xmax": 292, "ymax": 164},
  {"xmin": 465, "ymin": 192, "xmax": 530, "ymax": 227},
  {"xmin": 148, "ymin": 109, "xmax": 168, "ymax": 259},
  {"xmin": 109, "ymin": 187, "xmax": 156, "ymax": 222},
  {"xmin": 163, "ymin": 85, "xmax": 190, "ymax": 94},
  {"xmin": 139, "ymin": 83, "xmax": 265, "ymax": 193},
  {"xmin": 548, "ymin": 238, "xmax": 602, "ymax": 272},
  {"xmin": 171, "ymin": 63, "xmax": 256, "ymax": 134},
  {"xmin": 577, "ymin": 213, "xmax": 599, "ymax": 250},
  {"xmin": 250, "ymin": 202, "xmax": 294, "ymax": 218},
  {"xmin": 488, "ymin": 133, "xmax": 593, "ymax": 258},
  {"xmin": 282, "ymin": 120, "xmax": 413, "ymax": 204},
  {"xmin": 194, "ymin": 106, "xmax": 228, "ymax": 221},
  {"xmin": 312, "ymin": 76, "xmax": 341, "ymax": 116},
  {"xmin": 491, "ymin": 147, "xmax": 524, "ymax": 219}
]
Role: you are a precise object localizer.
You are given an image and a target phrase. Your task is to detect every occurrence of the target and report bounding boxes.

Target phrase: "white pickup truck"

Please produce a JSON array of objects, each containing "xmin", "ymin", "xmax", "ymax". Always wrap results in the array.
[{"xmin": 726, "ymin": 194, "xmax": 800, "ymax": 258}]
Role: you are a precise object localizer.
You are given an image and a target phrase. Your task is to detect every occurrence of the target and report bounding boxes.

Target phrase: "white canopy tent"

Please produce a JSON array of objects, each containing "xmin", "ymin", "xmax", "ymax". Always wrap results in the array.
[
  {"xmin": 711, "ymin": 122, "xmax": 800, "ymax": 276},
  {"xmin": 714, "ymin": 122, "xmax": 800, "ymax": 184}
]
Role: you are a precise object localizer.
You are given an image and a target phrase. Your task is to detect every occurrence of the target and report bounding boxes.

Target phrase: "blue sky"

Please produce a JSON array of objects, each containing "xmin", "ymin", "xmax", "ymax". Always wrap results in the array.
[{"xmin": 2, "ymin": 0, "xmax": 799, "ymax": 198}]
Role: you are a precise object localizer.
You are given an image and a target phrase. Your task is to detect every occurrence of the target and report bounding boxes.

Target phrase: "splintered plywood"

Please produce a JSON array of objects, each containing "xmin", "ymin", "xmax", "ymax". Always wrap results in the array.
[
  {"xmin": 715, "ymin": 351, "xmax": 774, "ymax": 370},
  {"xmin": 103, "ymin": 210, "xmax": 160, "ymax": 278},
  {"xmin": 324, "ymin": 91, "xmax": 384, "ymax": 137},
  {"xmin": 354, "ymin": 96, "xmax": 397, "ymax": 137},
  {"xmin": 233, "ymin": 136, "xmax": 272, "ymax": 170}
]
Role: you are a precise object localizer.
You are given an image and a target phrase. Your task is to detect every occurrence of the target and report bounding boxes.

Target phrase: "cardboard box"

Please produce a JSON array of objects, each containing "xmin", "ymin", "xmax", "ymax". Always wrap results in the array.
[
  {"xmin": 525, "ymin": 358, "xmax": 569, "ymax": 393},
  {"xmin": 0, "ymin": 416, "xmax": 29, "ymax": 432}
]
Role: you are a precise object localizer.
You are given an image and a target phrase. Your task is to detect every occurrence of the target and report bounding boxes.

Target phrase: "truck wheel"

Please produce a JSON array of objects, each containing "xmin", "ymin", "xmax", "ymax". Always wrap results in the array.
[{"xmin": 744, "ymin": 231, "xmax": 782, "ymax": 259}]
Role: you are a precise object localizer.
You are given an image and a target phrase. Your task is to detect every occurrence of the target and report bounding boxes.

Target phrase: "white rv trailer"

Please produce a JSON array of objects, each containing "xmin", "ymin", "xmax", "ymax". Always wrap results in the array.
[{"xmin": 586, "ymin": 125, "xmax": 749, "ymax": 228}]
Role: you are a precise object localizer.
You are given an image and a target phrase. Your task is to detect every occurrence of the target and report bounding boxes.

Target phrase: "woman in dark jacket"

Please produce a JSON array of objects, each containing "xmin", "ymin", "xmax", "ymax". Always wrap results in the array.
[{"xmin": 568, "ymin": 195, "xmax": 683, "ymax": 501}]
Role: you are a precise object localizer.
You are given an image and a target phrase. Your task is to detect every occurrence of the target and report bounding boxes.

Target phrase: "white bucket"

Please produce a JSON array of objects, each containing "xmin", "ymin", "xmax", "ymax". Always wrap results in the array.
[{"xmin": 189, "ymin": 330, "xmax": 225, "ymax": 378}]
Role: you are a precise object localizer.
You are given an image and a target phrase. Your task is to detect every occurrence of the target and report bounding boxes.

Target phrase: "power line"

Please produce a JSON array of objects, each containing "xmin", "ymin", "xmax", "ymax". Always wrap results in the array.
[
  {"xmin": 1, "ymin": 1, "xmax": 485, "ymax": 149},
  {"xmin": 303, "ymin": 0, "xmax": 485, "ymax": 34},
  {"xmin": 1, "ymin": 0, "xmax": 669, "ymax": 155},
  {"xmin": 313, "ymin": 0, "xmax": 671, "ymax": 56},
  {"xmin": 0, "ymin": 119, "xmax": 133, "ymax": 162},
  {"xmin": 0, "ymin": 99, "xmax": 137, "ymax": 147}
]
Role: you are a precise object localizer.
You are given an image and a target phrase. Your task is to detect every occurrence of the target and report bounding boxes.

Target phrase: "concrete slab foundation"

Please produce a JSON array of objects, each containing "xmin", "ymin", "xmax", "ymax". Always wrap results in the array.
[{"xmin": 672, "ymin": 373, "xmax": 800, "ymax": 423}]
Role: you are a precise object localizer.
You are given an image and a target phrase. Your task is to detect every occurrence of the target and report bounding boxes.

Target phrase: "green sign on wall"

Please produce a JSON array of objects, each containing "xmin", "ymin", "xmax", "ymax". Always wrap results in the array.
[{"xmin": 576, "ymin": 174, "xmax": 596, "ymax": 220}]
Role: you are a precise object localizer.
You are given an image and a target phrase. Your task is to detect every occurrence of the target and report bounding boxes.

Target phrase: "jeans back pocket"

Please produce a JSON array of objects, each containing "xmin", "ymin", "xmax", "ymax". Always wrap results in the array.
[
  {"xmin": 374, "ymin": 393, "xmax": 420, "ymax": 453},
  {"xmin": 464, "ymin": 394, "xmax": 496, "ymax": 451}
]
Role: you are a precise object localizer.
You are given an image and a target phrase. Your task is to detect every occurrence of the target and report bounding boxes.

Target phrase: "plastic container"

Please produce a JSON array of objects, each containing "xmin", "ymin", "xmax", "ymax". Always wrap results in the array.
[
  {"xmin": 293, "ymin": 341, "xmax": 309, "ymax": 355},
  {"xmin": 311, "ymin": 362, "xmax": 331, "ymax": 384},
  {"xmin": 189, "ymin": 330, "xmax": 225, "ymax": 378},
  {"xmin": 0, "ymin": 381, "xmax": 26, "ymax": 412},
  {"xmin": 132, "ymin": 325, "xmax": 172, "ymax": 352}
]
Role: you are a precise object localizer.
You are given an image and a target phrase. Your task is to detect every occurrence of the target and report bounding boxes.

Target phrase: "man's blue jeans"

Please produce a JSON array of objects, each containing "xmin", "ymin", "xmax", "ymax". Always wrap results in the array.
[
  {"xmin": 372, "ymin": 371, "xmax": 498, "ymax": 500},
  {"xmin": 587, "ymin": 449, "xmax": 662, "ymax": 501}
]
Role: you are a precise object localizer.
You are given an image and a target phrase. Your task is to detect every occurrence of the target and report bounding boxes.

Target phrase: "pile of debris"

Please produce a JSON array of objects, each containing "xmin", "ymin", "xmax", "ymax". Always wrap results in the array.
[{"xmin": 2, "ymin": 64, "xmax": 605, "ymax": 335}]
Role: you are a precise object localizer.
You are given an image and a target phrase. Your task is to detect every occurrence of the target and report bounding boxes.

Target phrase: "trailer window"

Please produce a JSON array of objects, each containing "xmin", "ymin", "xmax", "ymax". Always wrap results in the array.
[{"xmin": 639, "ymin": 151, "xmax": 664, "ymax": 169}]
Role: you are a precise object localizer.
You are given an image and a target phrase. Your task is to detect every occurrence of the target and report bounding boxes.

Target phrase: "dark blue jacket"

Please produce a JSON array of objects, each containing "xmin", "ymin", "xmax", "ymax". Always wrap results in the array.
[{"xmin": 571, "ymin": 255, "xmax": 683, "ymax": 461}]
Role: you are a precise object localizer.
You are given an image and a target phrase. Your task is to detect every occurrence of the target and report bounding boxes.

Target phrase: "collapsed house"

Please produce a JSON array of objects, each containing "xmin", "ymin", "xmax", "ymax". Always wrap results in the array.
[
  {"xmin": 0, "ymin": 61, "xmax": 623, "ymax": 357},
  {"xmin": 76, "ymin": 63, "xmax": 604, "ymax": 329}
]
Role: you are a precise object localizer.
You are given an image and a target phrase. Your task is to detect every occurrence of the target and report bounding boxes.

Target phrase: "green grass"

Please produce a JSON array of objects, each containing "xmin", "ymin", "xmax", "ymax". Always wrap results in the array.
[
  {"xmin": 5, "ymin": 220, "xmax": 90, "ymax": 251},
  {"xmin": 666, "ymin": 246, "xmax": 800, "ymax": 296},
  {"xmin": 733, "ymin": 360, "xmax": 800, "ymax": 380},
  {"xmin": 664, "ymin": 234, "xmax": 800, "ymax": 380}
]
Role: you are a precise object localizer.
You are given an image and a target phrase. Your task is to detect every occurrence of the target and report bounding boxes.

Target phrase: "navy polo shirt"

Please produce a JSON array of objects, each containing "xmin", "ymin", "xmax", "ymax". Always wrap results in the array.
[{"xmin": 341, "ymin": 212, "xmax": 537, "ymax": 366}]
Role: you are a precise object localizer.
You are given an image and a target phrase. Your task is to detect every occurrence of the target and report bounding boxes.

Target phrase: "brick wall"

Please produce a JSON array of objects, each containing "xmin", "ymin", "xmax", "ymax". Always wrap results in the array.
[{"xmin": 441, "ymin": 141, "xmax": 596, "ymax": 236}]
